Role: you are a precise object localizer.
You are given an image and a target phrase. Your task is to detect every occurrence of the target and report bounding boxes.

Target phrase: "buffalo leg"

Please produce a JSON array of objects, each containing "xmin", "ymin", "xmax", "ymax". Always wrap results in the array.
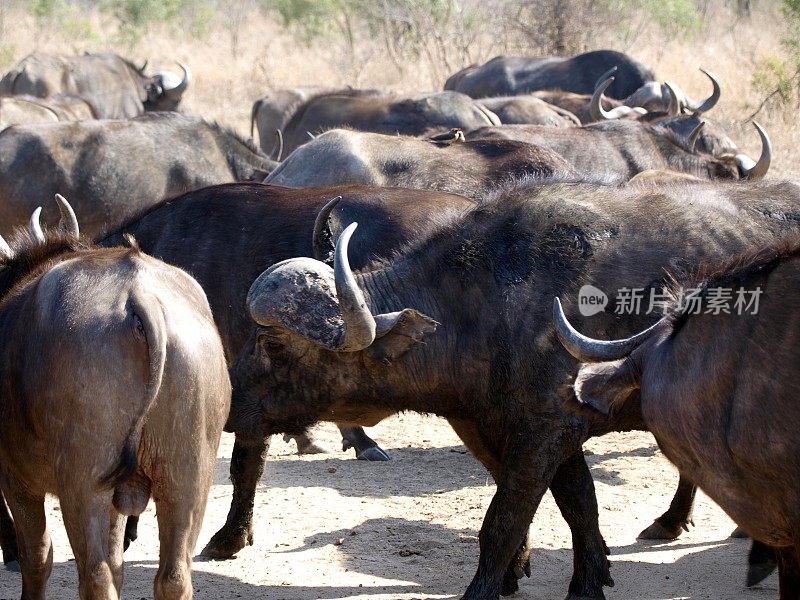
[
  {"xmin": 2, "ymin": 482, "xmax": 51, "ymax": 599},
  {"xmin": 447, "ymin": 418, "xmax": 529, "ymax": 596},
  {"xmin": 0, "ymin": 488, "xmax": 19, "ymax": 565},
  {"xmin": 550, "ymin": 451, "xmax": 614, "ymax": 599},
  {"xmin": 747, "ymin": 540, "xmax": 778, "ymax": 587},
  {"xmin": 108, "ymin": 508, "xmax": 127, "ymax": 595},
  {"xmin": 153, "ymin": 492, "xmax": 207, "ymax": 600},
  {"xmin": 284, "ymin": 431, "xmax": 330, "ymax": 455},
  {"xmin": 776, "ymin": 547, "xmax": 800, "ymax": 600},
  {"xmin": 340, "ymin": 425, "xmax": 391, "ymax": 461},
  {"xmin": 638, "ymin": 475, "xmax": 696, "ymax": 540},
  {"xmin": 202, "ymin": 435, "xmax": 269, "ymax": 559},
  {"xmin": 58, "ymin": 491, "xmax": 118, "ymax": 599}
]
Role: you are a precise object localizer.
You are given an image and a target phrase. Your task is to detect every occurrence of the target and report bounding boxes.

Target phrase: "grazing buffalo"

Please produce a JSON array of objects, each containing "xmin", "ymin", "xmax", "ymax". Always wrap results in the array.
[
  {"xmin": 0, "ymin": 198, "xmax": 229, "ymax": 599},
  {"xmin": 467, "ymin": 120, "xmax": 770, "ymax": 181},
  {"xmin": 266, "ymin": 129, "xmax": 577, "ymax": 196},
  {"xmin": 279, "ymin": 90, "xmax": 500, "ymax": 155},
  {"xmin": 0, "ymin": 53, "xmax": 189, "ymax": 119},
  {"xmin": 225, "ymin": 178, "xmax": 800, "ymax": 599},
  {"xmin": 444, "ymin": 50, "xmax": 657, "ymax": 100},
  {"xmin": 0, "ymin": 112, "xmax": 276, "ymax": 237},
  {"xmin": 250, "ymin": 87, "xmax": 384, "ymax": 157},
  {"xmin": 477, "ymin": 95, "xmax": 580, "ymax": 126},
  {"xmin": 0, "ymin": 94, "xmax": 94, "ymax": 130},
  {"xmin": 554, "ymin": 238, "xmax": 800, "ymax": 597},
  {"xmin": 97, "ymin": 182, "xmax": 476, "ymax": 558}
]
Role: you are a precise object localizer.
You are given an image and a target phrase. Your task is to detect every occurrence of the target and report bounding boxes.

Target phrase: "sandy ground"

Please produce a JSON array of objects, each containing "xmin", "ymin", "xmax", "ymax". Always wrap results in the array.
[{"xmin": 0, "ymin": 413, "xmax": 777, "ymax": 600}]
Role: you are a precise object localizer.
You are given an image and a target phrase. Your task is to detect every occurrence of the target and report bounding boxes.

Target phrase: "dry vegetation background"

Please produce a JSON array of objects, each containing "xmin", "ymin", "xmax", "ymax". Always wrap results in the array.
[{"xmin": 0, "ymin": 0, "xmax": 798, "ymax": 177}]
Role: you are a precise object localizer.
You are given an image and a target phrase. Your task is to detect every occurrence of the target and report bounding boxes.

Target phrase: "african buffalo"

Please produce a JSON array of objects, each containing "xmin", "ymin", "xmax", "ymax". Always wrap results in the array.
[
  {"xmin": 554, "ymin": 237, "xmax": 800, "ymax": 598},
  {"xmin": 0, "ymin": 53, "xmax": 190, "ymax": 119},
  {"xmin": 96, "ymin": 182, "xmax": 476, "ymax": 558},
  {"xmin": 0, "ymin": 198, "xmax": 229, "ymax": 599},
  {"xmin": 466, "ymin": 120, "xmax": 770, "ymax": 181},
  {"xmin": 477, "ymin": 95, "xmax": 580, "ymax": 126},
  {"xmin": 250, "ymin": 87, "xmax": 384, "ymax": 157},
  {"xmin": 225, "ymin": 177, "xmax": 800, "ymax": 600},
  {"xmin": 0, "ymin": 94, "xmax": 94, "ymax": 130},
  {"xmin": 279, "ymin": 90, "xmax": 500, "ymax": 155},
  {"xmin": 444, "ymin": 50, "xmax": 657, "ymax": 100},
  {"xmin": 0, "ymin": 112, "xmax": 276, "ymax": 237},
  {"xmin": 266, "ymin": 129, "xmax": 577, "ymax": 196}
]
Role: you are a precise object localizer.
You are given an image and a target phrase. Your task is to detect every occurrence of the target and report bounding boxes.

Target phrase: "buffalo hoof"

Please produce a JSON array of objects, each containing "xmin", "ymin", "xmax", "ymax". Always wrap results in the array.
[
  {"xmin": 200, "ymin": 526, "xmax": 253, "ymax": 559},
  {"xmin": 500, "ymin": 553, "xmax": 530, "ymax": 596},
  {"xmin": 747, "ymin": 560, "xmax": 777, "ymax": 587},
  {"xmin": 4, "ymin": 559, "xmax": 19, "ymax": 572},
  {"xmin": 357, "ymin": 446, "xmax": 391, "ymax": 461},
  {"xmin": 637, "ymin": 520, "xmax": 686, "ymax": 540},
  {"xmin": 730, "ymin": 526, "xmax": 748, "ymax": 539}
]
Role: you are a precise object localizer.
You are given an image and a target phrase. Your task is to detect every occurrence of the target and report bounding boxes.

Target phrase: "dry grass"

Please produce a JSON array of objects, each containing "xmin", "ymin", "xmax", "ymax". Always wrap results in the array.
[{"xmin": 0, "ymin": 1, "xmax": 797, "ymax": 177}]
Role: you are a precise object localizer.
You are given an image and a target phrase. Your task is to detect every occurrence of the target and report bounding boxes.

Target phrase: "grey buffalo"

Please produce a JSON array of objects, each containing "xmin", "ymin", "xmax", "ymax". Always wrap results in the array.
[
  {"xmin": 467, "ymin": 120, "xmax": 770, "ymax": 181},
  {"xmin": 0, "ymin": 112, "xmax": 275, "ymax": 237},
  {"xmin": 0, "ymin": 53, "xmax": 190, "ymax": 119},
  {"xmin": 477, "ymin": 95, "xmax": 580, "ymax": 126},
  {"xmin": 279, "ymin": 90, "xmax": 500, "ymax": 155},
  {"xmin": 225, "ymin": 178, "xmax": 800, "ymax": 600},
  {"xmin": 266, "ymin": 129, "xmax": 577, "ymax": 197},
  {"xmin": 0, "ymin": 198, "xmax": 229, "ymax": 599},
  {"xmin": 0, "ymin": 94, "xmax": 93, "ymax": 130}
]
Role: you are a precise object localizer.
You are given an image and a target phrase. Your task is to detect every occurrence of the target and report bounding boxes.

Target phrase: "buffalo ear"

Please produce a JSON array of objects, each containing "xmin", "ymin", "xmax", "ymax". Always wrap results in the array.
[
  {"xmin": 571, "ymin": 359, "xmax": 641, "ymax": 418},
  {"xmin": 366, "ymin": 309, "xmax": 438, "ymax": 364}
]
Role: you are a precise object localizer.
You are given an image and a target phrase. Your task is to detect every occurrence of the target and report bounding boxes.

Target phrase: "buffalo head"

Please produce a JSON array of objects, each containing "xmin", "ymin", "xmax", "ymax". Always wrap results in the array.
[
  {"xmin": 144, "ymin": 63, "xmax": 191, "ymax": 112},
  {"xmin": 226, "ymin": 223, "xmax": 438, "ymax": 439}
]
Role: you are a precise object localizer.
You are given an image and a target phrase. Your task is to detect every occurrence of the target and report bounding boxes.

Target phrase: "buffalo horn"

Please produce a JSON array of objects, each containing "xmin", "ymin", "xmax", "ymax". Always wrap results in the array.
[
  {"xmin": 29, "ymin": 207, "xmax": 46, "ymax": 244},
  {"xmin": 688, "ymin": 121, "xmax": 705, "ymax": 152},
  {"xmin": 687, "ymin": 68, "xmax": 721, "ymax": 114},
  {"xmin": 0, "ymin": 235, "xmax": 12, "ymax": 259},
  {"xmin": 312, "ymin": 196, "xmax": 343, "ymax": 263},
  {"xmin": 738, "ymin": 122, "xmax": 771, "ymax": 180},
  {"xmin": 55, "ymin": 194, "xmax": 79, "ymax": 237},
  {"xmin": 333, "ymin": 223, "xmax": 377, "ymax": 352},
  {"xmin": 553, "ymin": 297, "xmax": 664, "ymax": 363},
  {"xmin": 590, "ymin": 77, "xmax": 631, "ymax": 120}
]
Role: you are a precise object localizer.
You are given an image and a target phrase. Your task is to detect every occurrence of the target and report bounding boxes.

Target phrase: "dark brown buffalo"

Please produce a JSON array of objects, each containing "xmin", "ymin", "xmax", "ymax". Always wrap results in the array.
[
  {"xmin": 0, "ymin": 198, "xmax": 229, "ymax": 598},
  {"xmin": 478, "ymin": 95, "xmax": 580, "ymax": 126},
  {"xmin": 250, "ymin": 87, "xmax": 384, "ymax": 157},
  {"xmin": 280, "ymin": 90, "xmax": 500, "ymax": 155},
  {"xmin": 444, "ymin": 50, "xmax": 657, "ymax": 100},
  {"xmin": 554, "ymin": 238, "xmax": 800, "ymax": 598},
  {"xmin": 226, "ymin": 178, "xmax": 800, "ymax": 600},
  {"xmin": 95, "ymin": 182, "xmax": 477, "ymax": 558},
  {"xmin": 266, "ymin": 129, "xmax": 577, "ymax": 197},
  {"xmin": 0, "ymin": 112, "xmax": 276, "ymax": 237},
  {"xmin": 0, "ymin": 53, "xmax": 189, "ymax": 119},
  {"xmin": 466, "ymin": 120, "xmax": 770, "ymax": 181}
]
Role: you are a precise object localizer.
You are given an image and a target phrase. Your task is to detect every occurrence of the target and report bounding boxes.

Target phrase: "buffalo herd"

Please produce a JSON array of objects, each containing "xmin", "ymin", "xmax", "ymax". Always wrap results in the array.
[{"xmin": 0, "ymin": 47, "xmax": 797, "ymax": 599}]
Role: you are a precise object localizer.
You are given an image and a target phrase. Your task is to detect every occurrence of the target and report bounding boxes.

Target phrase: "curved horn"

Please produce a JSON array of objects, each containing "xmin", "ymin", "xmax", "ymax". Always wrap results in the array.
[
  {"xmin": 664, "ymin": 81, "xmax": 681, "ymax": 117},
  {"xmin": 688, "ymin": 121, "xmax": 705, "ymax": 153},
  {"xmin": 54, "ymin": 194, "xmax": 79, "ymax": 237},
  {"xmin": 333, "ymin": 223, "xmax": 377, "ymax": 352},
  {"xmin": 29, "ymin": 207, "xmax": 45, "ymax": 244},
  {"xmin": 0, "ymin": 235, "xmax": 12, "ymax": 260},
  {"xmin": 590, "ymin": 76, "xmax": 615, "ymax": 121},
  {"xmin": 593, "ymin": 66, "xmax": 618, "ymax": 92},
  {"xmin": 163, "ymin": 63, "xmax": 191, "ymax": 98},
  {"xmin": 688, "ymin": 69, "xmax": 721, "ymax": 114},
  {"xmin": 553, "ymin": 297, "xmax": 664, "ymax": 363},
  {"xmin": 742, "ymin": 122, "xmax": 771, "ymax": 180},
  {"xmin": 272, "ymin": 129, "xmax": 284, "ymax": 162},
  {"xmin": 312, "ymin": 195, "xmax": 343, "ymax": 263}
]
